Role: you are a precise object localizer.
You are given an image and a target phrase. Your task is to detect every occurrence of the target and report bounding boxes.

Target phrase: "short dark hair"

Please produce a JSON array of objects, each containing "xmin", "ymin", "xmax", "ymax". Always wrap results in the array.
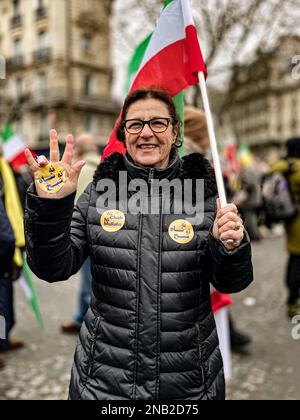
[{"xmin": 116, "ymin": 88, "xmax": 182, "ymax": 149}]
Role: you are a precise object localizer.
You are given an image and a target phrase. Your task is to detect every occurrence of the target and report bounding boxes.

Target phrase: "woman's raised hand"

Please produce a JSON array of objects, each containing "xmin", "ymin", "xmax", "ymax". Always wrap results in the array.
[{"xmin": 25, "ymin": 130, "xmax": 85, "ymax": 199}]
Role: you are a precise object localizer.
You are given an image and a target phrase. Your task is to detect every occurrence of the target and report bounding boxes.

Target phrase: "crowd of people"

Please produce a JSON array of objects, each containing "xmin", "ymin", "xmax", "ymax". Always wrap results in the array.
[{"xmin": 0, "ymin": 89, "xmax": 299, "ymax": 400}]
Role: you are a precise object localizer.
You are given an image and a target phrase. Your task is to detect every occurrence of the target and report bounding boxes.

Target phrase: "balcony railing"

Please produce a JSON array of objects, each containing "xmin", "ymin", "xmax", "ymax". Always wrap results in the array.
[
  {"xmin": 7, "ymin": 55, "xmax": 24, "ymax": 70},
  {"xmin": 11, "ymin": 15, "xmax": 22, "ymax": 28},
  {"xmin": 27, "ymin": 88, "xmax": 117, "ymax": 114},
  {"xmin": 76, "ymin": 12, "xmax": 102, "ymax": 31},
  {"xmin": 36, "ymin": 7, "xmax": 47, "ymax": 20},
  {"xmin": 33, "ymin": 48, "xmax": 51, "ymax": 63}
]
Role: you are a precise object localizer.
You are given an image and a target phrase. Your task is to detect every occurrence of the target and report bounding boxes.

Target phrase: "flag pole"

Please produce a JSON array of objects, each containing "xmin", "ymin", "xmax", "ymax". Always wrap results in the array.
[
  {"xmin": 198, "ymin": 72, "xmax": 227, "ymax": 208},
  {"xmin": 199, "ymin": 71, "xmax": 233, "ymax": 380}
]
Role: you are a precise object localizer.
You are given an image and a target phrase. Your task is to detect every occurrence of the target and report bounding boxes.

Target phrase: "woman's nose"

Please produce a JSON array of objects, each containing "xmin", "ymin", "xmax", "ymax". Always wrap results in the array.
[{"xmin": 140, "ymin": 123, "xmax": 154, "ymax": 137}]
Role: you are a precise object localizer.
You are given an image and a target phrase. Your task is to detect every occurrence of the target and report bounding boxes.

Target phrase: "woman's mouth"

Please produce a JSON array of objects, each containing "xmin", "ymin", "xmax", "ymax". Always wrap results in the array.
[{"xmin": 137, "ymin": 144, "xmax": 159, "ymax": 152}]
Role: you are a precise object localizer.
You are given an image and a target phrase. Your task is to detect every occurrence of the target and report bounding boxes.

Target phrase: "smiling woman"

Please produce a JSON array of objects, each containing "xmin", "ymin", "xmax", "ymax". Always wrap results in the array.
[
  {"xmin": 24, "ymin": 87, "xmax": 253, "ymax": 401},
  {"xmin": 116, "ymin": 88, "xmax": 182, "ymax": 169}
]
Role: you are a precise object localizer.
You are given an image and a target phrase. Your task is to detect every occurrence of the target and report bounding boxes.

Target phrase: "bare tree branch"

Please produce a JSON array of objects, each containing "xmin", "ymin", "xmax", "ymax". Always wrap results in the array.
[{"xmin": 112, "ymin": 0, "xmax": 299, "ymax": 106}]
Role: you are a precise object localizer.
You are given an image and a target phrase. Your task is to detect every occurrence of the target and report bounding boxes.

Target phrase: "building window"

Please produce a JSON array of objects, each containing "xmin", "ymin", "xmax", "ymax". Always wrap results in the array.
[
  {"xmin": 38, "ymin": 72, "xmax": 47, "ymax": 97},
  {"xmin": 13, "ymin": 0, "xmax": 20, "ymax": 14},
  {"xmin": 14, "ymin": 77, "xmax": 23, "ymax": 100},
  {"xmin": 83, "ymin": 115, "xmax": 93, "ymax": 132},
  {"xmin": 81, "ymin": 34, "xmax": 92, "ymax": 55},
  {"xmin": 15, "ymin": 117, "xmax": 23, "ymax": 134},
  {"xmin": 83, "ymin": 74, "xmax": 92, "ymax": 96},
  {"xmin": 12, "ymin": 0, "xmax": 22, "ymax": 27},
  {"xmin": 35, "ymin": 0, "xmax": 47, "ymax": 19},
  {"xmin": 35, "ymin": 31, "xmax": 50, "ymax": 61},
  {"xmin": 14, "ymin": 38, "xmax": 22, "ymax": 57},
  {"xmin": 36, "ymin": 0, "xmax": 47, "ymax": 9},
  {"xmin": 40, "ymin": 113, "xmax": 49, "ymax": 139},
  {"xmin": 37, "ymin": 31, "xmax": 48, "ymax": 51}
]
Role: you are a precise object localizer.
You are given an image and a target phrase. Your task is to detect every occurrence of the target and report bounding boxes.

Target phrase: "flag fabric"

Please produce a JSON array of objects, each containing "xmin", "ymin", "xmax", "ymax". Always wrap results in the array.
[
  {"xmin": 210, "ymin": 288, "xmax": 233, "ymax": 313},
  {"xmin": 125, "ymin": 14, "xmax": 186, "ymax": 156},
  {"xmin": 237, "ymin": 143, "xmax": 255, "ymax": 168},
  {"xmin": 102, "ymin": 0, "xmax": 206, "ymax": 160},
  {"xmin": 19, "ymin": 261, "xmax": 44, "ymax": 328},
  {"xmin": 1, "ymin": 125, "xmax": 35, "ymax": 172},
  {"xmin": 214, "ymin": 308, "xmax": 232, "ymax": 380}
]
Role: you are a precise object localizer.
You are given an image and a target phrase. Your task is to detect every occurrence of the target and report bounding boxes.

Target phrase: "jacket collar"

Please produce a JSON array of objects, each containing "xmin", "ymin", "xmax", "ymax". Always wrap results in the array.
[
  {"xmin": 124, "ymin": 148, "xmax": 181, "ymax": 183},
  {"xmin": 93, "ymin": 151, "xmax": 218, "ymax": 199}
]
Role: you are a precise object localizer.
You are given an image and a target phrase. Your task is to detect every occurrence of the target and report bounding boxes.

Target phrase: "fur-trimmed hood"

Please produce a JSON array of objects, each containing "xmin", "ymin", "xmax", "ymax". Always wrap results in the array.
[{"xmin": 93, "ymin": 152, "xmax": 218, "ymax": 199}]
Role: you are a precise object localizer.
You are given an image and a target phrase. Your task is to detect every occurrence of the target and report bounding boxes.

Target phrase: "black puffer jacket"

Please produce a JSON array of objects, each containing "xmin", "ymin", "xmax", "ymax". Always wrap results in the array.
[{"xmin": 25, "ymin": 152, "xmax": 253, "ymax": 401}]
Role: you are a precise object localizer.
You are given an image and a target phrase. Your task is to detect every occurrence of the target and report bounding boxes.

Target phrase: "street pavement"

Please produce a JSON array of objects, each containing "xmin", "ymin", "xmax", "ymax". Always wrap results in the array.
[{"xmin": 0, "ymin": 235, "xmax": 299, "ymax": 400}]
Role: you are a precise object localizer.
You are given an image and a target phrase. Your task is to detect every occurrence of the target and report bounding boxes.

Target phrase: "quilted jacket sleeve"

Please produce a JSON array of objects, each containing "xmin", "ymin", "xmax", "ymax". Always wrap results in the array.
[
  {"xmin": 25, "ymin": 183, "xmax": 92, "ymax": 283},
  {"xmin": 208, "ymin": 232, "xmax": 254, "ymax": 294}
]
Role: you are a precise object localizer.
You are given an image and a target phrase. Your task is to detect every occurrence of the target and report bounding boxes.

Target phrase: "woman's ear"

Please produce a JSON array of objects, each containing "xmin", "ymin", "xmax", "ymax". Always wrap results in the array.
[{"xmin": 172, "ymin": 127, "xmax": 178, "ymax": 143}]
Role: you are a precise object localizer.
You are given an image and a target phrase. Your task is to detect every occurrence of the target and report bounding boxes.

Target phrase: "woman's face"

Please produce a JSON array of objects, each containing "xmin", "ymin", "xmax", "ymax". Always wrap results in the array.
[{"xmin": 124, "ymin": 98, "xmax": 177, "ymax": 169}]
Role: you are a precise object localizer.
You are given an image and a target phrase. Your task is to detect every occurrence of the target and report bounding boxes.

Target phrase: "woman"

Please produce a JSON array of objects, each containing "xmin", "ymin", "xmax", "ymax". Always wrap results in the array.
[
  {"xmin": 270, "ymin": 138, "xmax": 300, "ymax": 318},
  {"xmin": 25, "ymin": 88, "xmax": 253, "ymax": 400}
]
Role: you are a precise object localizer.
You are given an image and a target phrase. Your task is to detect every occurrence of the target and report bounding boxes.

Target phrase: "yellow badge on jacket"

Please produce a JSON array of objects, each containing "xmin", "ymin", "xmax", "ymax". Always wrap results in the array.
[
  {"xmin": 35, "ymin": 163, "xmax": 66, "ymax": 194},
  {"xmin": 101, "ymin": 210, "xmax": 126, "ymax": 232},
  {"xmin": 169, "ymin": 220, "xmax": 194, "ymax": 244}
]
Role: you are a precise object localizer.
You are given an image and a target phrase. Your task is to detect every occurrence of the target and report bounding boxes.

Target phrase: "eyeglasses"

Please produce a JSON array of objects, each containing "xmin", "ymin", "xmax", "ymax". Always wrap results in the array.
[{"xmin": 124, "ymin": 118, "xmax": 171, "ymax": 134}]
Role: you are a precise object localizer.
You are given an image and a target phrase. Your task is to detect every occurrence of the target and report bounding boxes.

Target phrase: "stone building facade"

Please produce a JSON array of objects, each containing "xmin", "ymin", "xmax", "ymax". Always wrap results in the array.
[
  {"xmin": 0, "ymin": 0, "xmax": 117, "ymax": 151},
  {"xmin": 221, "ymin": 36, "xmax": 300, "ymax": 157}
]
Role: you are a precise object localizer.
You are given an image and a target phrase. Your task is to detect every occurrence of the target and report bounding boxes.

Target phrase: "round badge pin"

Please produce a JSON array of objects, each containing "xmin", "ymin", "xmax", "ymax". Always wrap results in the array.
[
  {"xmin": 101, "ymin": 210, "xmax": 126, "ymax": 233},
  {"xmin": 35, "ymin": 163, "xmax": 66, "ymax": 194},
  {"xmin": 168, "ymin": 219, "xmax": 194, "ymax": 244}
]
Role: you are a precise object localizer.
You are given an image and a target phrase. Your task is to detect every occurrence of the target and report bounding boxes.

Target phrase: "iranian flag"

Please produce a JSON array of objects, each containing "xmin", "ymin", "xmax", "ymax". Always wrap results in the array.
[
  {"xmin": 1, "ymin": 125, "xmax": 35, "ymax": 171},
  {"xmin": 102, "ymin": 0, "xmax": 207, "ymax": 160},
  {"xmin": 103, "ymin": 0, "xmax": 232, "ymax": 315}
]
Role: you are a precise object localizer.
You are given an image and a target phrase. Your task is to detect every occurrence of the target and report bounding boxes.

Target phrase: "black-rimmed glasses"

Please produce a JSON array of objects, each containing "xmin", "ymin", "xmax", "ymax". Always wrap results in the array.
[{"xmin": 124, "ymin": 118, "xmax": 171, "ymax": 134}]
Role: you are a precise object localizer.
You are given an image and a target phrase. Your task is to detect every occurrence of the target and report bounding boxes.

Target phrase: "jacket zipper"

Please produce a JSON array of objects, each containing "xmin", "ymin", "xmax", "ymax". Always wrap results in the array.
[
  {"xmin": 148, "ymin": 168, "xmax": 155, "ymax": 196},
  {"xmin": 132, "ymin": 213, "xmax": 143, "ymax": 399},
  {"xmin": 87, "ymin": 316, "xmax": 101, "ymax": 377},
  {"xmin": 196, "ymin": 323, "xmax": 205, "ymax": 385}
]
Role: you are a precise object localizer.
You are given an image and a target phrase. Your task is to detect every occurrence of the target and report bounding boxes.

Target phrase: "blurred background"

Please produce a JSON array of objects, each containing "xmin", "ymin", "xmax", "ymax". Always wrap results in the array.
[
  {"xmin": 0, "ymin": 0, "xmax": 300, "ymax": 157},
  {"xmin": 0, "ymin": 0, "xmax": 300, "ymax": 400}
]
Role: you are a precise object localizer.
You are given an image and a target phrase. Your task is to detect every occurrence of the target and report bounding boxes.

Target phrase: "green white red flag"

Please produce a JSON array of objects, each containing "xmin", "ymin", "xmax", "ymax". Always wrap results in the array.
[
  {"xmin": 1, "ymin": 125, "xmax": 36, "ymax": 172},
  {"xmin": 19, "ymin": 261, "xmax": 44, "ymax": 329},
  {"xmin": 102, "ymin": 0, "xmax": 207, "ymax": 160}
]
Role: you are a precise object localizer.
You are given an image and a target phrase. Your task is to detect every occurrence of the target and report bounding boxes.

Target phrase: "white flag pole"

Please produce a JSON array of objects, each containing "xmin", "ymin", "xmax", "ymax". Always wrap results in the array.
[
  {"xmin": 199, "ymin": 72, "xmax": 227, "ymax": 208},
  {"xmin": 200, "ymin": 71, "xmax": 233, "ymax": 379}
]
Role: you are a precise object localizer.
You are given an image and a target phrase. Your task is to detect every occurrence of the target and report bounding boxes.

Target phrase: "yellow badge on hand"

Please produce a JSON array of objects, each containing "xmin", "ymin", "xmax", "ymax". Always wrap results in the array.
[
  {"xmin": 101, "ymin": 210, "xmax": 126, "ymax": 232},
  {"xmin": 35, "ymin": 163, "xmax": 66, "ymax": 194},
  {"xmin": 169, "ymin": 220, "xmax": 194, "ymax": 244}
]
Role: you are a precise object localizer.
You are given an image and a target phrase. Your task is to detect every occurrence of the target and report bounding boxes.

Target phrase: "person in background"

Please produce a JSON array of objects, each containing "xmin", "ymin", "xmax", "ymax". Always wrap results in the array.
[
  {"xmin": 0, "ymin": 167, "xmax": 15, "ymax": 369},
  {"xmin": 184, "ymin": 106, "xmax": 210, "ymax": 155},
  {"xmin": 0, "ymin": 140, "xmax": 25, "ymax": 356},
  {"xmin": 270, "ymin": 138, "xmax": 300, "ymax": 318},
  {"xmin": 61, "ymin": 134, "xmax": 100, "ymax": 334},
  {"xmin": 236, "ymin": 158, "xmax": 263, "ymax": 241},
  {"xmin": 14, "ymin": 165, "xmax": 34, "ymax": 209},
  {"xmin": 184, "ymin": 106, "xmax": 252, "ymax": 353}
]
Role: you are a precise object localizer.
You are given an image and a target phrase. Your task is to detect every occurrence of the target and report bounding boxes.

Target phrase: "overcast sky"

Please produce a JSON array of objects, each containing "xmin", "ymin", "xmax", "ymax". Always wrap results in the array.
[
  {"xmin": 111, "ymin": 0, "xmax": 297, "ymax": 104},
  {"xmin": 110, "ymin": 0, "xmax": 260, "ymax": 102}
]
